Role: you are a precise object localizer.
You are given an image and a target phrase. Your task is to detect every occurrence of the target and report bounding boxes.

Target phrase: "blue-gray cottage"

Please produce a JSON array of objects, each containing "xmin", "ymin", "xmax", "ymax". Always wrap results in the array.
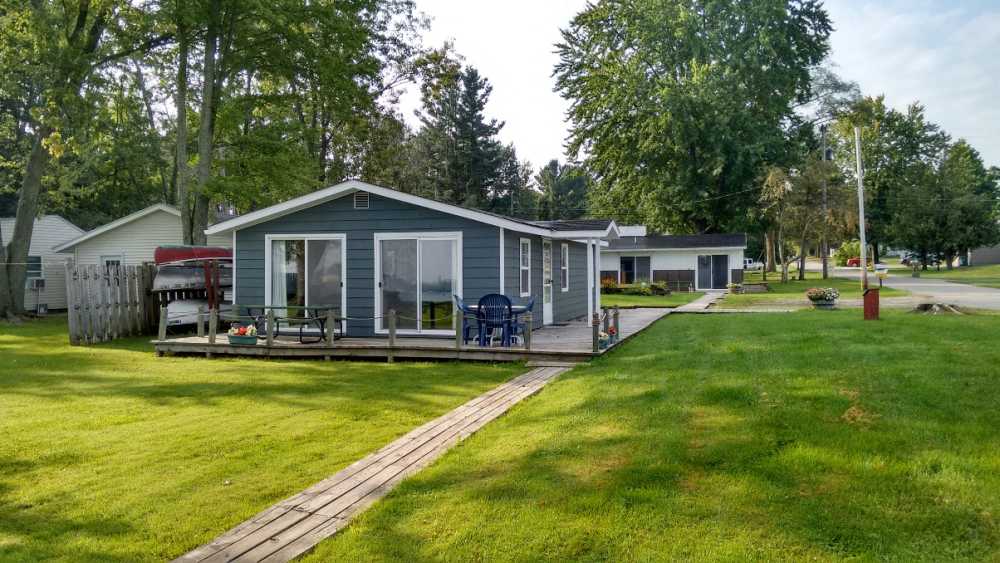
[{"xmin": 206, "ymin": 180, "xmax": 619, "ymax": 337}]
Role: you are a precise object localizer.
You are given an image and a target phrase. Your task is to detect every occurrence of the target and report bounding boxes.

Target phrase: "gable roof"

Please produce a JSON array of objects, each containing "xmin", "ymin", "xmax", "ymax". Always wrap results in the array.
[
  {"xmin": 53, "ymin": 204, "xmax": 179, "ymax": 252},
  {"xmin": 606, "ymin": 233, "xmax": 747, "ymax": 251},
  {"xmin": 205, "ymin": 180, "xmax": 620, "ymax": 239}
]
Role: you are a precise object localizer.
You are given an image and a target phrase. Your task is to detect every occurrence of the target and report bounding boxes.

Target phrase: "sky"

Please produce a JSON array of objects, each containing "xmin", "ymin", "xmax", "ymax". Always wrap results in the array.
[{"xmin": 399, "ymin": 0, "xmax": 1000, "ymax": 169}]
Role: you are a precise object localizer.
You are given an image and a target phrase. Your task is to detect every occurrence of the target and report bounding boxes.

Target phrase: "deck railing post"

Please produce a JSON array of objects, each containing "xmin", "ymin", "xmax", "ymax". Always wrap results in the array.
[
  {"xmin": 387, "ymin": 309, "xmax": 396, "ymax": 363},
  {"xmin": 453, "ymin": 304, "xmax": 461, "ymax": 351},
  {"xmin": 592, "ymin": 312, "xmax": 600, "ymax": 353},
  {"xmin": 197, "ymin": 305, "xmax": 205, "ymax": 338},
  {"xmin": 326, "ymin": 309, "xmax": 336, "ymax": 348},
  {"xmin": 524, "ymin": 312, "xmax": 532, "ymax": 350},
  {"xmin": 266, "ymin": 309, "xmax": 275, "ymax": 347},
  {"xmin": 613, "ymin": 306, "xmax": 620, "ymax": 342},
  {"xmin": 208, "ymin": 307, "xmax": 218, "ymax": 345},
  {"xmin": 602, "ymin": 307, "xmax": 610, "ymax": 333},
  {"xmin": 158, "ymin": 306, "xmax": 168, "ymax": 341}
]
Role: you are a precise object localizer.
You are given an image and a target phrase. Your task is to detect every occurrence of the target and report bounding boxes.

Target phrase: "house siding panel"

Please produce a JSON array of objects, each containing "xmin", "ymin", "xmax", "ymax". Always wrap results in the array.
[
  {"xmin": 0, "ymin": 215, "xmax": 82, "ymax": 311},
  {"xmin": 235, "ymin": 193, "xmax": 501, "ymax": 336},
  {"xmin": 503, "ymin": 233, "xmax": 588, "ymax": 328}
]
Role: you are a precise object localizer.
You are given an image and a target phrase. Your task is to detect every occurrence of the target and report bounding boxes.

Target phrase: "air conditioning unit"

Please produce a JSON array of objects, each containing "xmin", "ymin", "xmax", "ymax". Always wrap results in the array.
[{"xmin": 28, "ymin": 278, "xmax": 45, "ymax": 290}]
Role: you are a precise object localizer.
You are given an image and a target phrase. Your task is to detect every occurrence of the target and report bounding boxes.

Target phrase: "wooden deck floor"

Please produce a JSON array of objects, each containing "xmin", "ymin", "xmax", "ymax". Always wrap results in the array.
[
  {"xmin": 173, "ymin": 366, "xmax": 569, "ymax": 563},
  {"xmin": 153, "ymin": 308, "xmax": 669, "ymax": 363}
]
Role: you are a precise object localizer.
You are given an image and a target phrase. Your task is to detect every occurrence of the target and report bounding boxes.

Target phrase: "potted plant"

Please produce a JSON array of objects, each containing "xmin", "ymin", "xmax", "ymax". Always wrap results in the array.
[
  {"xmin": 598, "ymin": 331, "xmax": 610, "ymax": 349},
  {"xmin": 227, "ymin": 323, "xmax": 258, "ymax": 345},
  {"xmin": 727, "ymin": 282, "xmax": 743, "ymax": 294},
  {"xmin": 806, "ymin": 287, "xmax": 839, "ymax": 309},
  {"xmin": 608, "ymin": 325, "xmax": 618, "ymax": 343}
]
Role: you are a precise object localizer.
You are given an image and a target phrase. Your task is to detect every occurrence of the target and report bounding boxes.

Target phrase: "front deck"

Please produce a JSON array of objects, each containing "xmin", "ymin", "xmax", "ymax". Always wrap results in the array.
[{"xmin": 153, "ymin": 308, "xmax": 669, "ymax": 363}]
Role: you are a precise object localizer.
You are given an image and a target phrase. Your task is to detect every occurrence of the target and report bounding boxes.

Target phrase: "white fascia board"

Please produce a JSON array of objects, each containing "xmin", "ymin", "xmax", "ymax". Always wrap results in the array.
[
  {"xmin": 601, "ymin": 246, "xmax": 746, "ymax": 253},
  {"xmin": 204, "ymin": 180, "xmax": 624, "ymax": 241},
  {"xmin": 53, "ymin": 204, "xmax": 180, "ymax": 252}
]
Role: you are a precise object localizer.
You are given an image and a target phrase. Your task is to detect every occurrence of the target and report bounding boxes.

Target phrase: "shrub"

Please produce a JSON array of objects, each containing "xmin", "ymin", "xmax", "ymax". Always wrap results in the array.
[
  {"xmin": 834, "ymin": 240, "xmax": 861, "ymax": 267},
  {"xmin": 650, "ymin": 282, "xmax": 671, "ymax": 296},
  {"xmin": 601, "ymin": 279, "xmax": 622, "ymax": 293}
]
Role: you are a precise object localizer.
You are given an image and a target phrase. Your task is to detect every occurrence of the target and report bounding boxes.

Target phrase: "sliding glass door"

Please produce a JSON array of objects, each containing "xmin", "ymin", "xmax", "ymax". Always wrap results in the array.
[
  {"xmin": 267, "ymin": 235, "xmax": 346, "ymax": 327},
  {"xmin": 376, "ymin": 233, "xmax": 461, "ymax": 334}
]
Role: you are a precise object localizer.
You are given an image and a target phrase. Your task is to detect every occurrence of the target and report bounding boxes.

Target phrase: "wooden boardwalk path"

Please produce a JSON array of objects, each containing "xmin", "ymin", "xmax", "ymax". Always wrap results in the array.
[{"xmin": 173, "ymin": 365, "xmax": 570, "ymax": 563}]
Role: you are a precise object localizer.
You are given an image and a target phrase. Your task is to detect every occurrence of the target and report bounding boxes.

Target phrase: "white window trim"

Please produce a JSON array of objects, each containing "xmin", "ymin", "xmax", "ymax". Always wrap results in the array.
[
  {"xmin": 26, "ymin": 255, "xmax": 43, "ymax": 279},
  {"xmin": 519, "ymin": 238, "xmax": 531, "ymax": 297},
  {"xmin": 373, "ymin": 231, "xmax": 463, "ymax": 336},
  {"xmin": 100, "ymin": 254, "xmax": 123, "ymax": 266},
  {"xmin": 263, "ymin": 233, "xmax": 348, "ymax": 333},
  {"xmin": 560, "ymin": 243, "xmax": 569, "ymax": 292}
]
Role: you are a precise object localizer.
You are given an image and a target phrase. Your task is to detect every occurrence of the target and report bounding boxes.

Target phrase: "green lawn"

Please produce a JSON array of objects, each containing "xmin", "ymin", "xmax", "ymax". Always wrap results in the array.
[
  {"xmin": 600, "ymin": 291, "xmax": 703, "ymax": 308},
  {"xmin": 0, "ymin": 317, "xmax": 521, "ymax": 562},
  {"xmin": 308, "ymin": 310, "xmax": 1000, "ymax": 561},
  {"xmin": 914, "ymin": 264, "xmax": 1000, "ymax": 289},
  {"xmin": 723, "ymin": 271, "xmax": 907, "ymax": 308}
]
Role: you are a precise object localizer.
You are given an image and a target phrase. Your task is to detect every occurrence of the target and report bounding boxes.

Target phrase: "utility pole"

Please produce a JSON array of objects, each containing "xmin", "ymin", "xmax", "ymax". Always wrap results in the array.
[
  {"xmin": 820, "ymin": 124, "xmax": 829, "ymax": 280},
  {"xmin": 853, "ymin": 126, "xmax": 868, "ymax": 290}
]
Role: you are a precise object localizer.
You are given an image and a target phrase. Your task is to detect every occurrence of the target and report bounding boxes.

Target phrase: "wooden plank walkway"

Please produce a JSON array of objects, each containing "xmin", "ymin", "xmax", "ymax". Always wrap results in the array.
[{"xmin": 173, "ymin": 365, "xmax": 570, "ymax": 563}]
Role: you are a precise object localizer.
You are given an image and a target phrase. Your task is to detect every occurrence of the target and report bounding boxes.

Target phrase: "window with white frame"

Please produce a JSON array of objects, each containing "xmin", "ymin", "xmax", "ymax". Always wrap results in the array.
[
  {"xmin": 26, "ymin": 256, "xmax": 42, "ymax": 278},
  {"xmin": 560, "ymin": 243, "xmax": 569, "ymax": 291},
  {"xmin": 519, "ymin": 238, "xmax": 531, "ymax": 296}
]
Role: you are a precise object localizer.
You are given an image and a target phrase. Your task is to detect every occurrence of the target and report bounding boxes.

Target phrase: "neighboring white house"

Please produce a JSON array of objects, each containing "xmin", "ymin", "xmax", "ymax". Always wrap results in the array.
[
  {"xmin": 0, "ymin": 215, "xmax": 84, "ymax": 312},
  {"xmin": 600, "ymin": 226, "xmax": 747, "ymax": 290},
  {"xmin": 54, "ymin": 203, "xmax": 231, "ymax": 267}
]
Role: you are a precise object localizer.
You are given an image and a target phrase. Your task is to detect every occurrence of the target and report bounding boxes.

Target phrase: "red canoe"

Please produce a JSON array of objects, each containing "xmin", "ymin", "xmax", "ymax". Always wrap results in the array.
[{"xmin": 154, "ymin": 245, "xmax": 232, "ymax": 265}]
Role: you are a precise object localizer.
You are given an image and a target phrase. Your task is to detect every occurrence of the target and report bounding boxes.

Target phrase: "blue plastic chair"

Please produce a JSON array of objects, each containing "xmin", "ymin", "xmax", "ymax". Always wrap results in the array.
[
  {"xmin": 477, "ymin": 294, "xmax": 513, "ymax": 347},
  {"xmin": 453, "ymin": 295, "xmax": 478, "ymax": 345}
]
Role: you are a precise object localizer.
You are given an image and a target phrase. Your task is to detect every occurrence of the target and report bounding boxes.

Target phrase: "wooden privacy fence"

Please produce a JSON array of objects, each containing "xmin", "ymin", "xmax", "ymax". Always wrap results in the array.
[{"xmin": 65, "ymin": 264, "xmax": 157, "ymax": 345}]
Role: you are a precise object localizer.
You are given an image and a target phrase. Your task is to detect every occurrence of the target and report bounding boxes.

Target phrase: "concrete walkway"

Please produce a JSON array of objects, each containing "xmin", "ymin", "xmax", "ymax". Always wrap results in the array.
[
  {"xmin": 836, "ymin": 268, "xmax": 1000, "ymax": 310},
  {"xmin": 673, "ymin": 290, "xmax": 728, "ymax": 313},
  {"xmin": 174, "ymin": 366, "xmax": 569, "ymax": 563}
]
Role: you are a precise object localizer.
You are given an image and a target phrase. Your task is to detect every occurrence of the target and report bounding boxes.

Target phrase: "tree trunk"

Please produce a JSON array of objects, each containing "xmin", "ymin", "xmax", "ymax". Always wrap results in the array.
[
  {"xmin": 765, "ymin": 230, "xmax": 776, "ymax": 273},
  {"xmin": 797, "ymin": 235, "xmax": 807, "ymax": 281},
  {"xmin": 175, "ymin": 1, "xmax": 191, "ymax": 243},
  {"xmin": 921, "ymin": 251, "xmax": 928, "ymax": 271},
  {"xmin": 191, "ymin": 0, "xmax": 221, "ymax": 246},
  {"xmin": 133, "ymin": 61, "xmax": 171, "ymax": 205},
  {"xmin": 945, "ymin": 251, "xmax": 954, "ymax": 270},
  {"xmin": 0, "ymin": 127, "xmax": 52, "ymax": 318}
]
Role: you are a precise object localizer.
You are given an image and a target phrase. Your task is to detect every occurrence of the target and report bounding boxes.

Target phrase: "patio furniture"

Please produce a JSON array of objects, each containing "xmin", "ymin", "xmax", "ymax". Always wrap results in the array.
[
  {"xmin": 477, "ymin": 293, "xmax": 514, "ymax": 347},
  {"xmin": 244, "ymin": 306, "xmax": 343, "ymax": 344},
  {"xmin": 453, "ymin": 295, "xmax": 479, "ymax": 345},
  {"xmin": 511, "ymin": 297, "xmax": 534, "ymax": 344}
]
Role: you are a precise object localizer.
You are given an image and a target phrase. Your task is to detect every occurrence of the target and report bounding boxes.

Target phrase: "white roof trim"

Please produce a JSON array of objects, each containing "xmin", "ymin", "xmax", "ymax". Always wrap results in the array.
[
  {"xmin": 602, "ymin": 246, "xmax": 746, "ymax": 253},
  {"xmin": 53, "ymin": 203, "xmax": 180, "ymax": 252},
  {"xmin": 205, "ymin": 179, "xmax": 620, "ymax": 239}
]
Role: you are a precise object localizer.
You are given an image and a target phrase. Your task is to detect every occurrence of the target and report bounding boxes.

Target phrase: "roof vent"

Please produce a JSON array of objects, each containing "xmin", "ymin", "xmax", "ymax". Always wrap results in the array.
[{"xmin": 354, "ymin": 192, "xmax": 369, "ymax": 209}]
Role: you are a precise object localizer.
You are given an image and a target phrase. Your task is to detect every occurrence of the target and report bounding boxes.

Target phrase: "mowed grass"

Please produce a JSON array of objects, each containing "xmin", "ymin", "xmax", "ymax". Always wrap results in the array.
[
  {"xmin": 915, "ymin": 263, "xmax": 1000, "ymax": 289},
  {"xmin": 308, "ymin": 310, "xmax": 1000, "ymax": 561},
  {"xmin": 0, "ymin": 317, "xmax": 521, "ymax": 562},
  {"xmin": 724, "ymin": 270, "xmax": 907, "ymax": 308},
  {"xmin": 600, "ymin": 291, "xmax": 703, "ymax": 308}
]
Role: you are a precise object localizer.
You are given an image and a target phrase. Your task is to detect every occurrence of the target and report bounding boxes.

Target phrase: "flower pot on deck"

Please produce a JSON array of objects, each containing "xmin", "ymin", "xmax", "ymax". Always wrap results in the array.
[{"xmin": 227, "ymin": 334, "xmax": 258, "ymax": 346}]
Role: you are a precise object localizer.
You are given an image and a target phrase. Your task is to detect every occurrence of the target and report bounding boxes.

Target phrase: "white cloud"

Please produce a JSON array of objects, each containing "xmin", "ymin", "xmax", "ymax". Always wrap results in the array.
[
  {"xmin": 403, "ymin": 0, "xmax": 1000, "ymax": 171},
  {"xmin": 825, "ymin": 0, "xmax": 1000, "ymax": 165},
  {"xmin": 400, "ymin": 0, "xmax": 588, "ymax": 169}
]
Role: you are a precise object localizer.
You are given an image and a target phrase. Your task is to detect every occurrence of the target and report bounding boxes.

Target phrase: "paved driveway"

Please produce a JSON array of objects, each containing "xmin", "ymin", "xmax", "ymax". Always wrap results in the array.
[{"xmin": 836, "ymin": 268, "xmax": 1000, "ymax": 310}]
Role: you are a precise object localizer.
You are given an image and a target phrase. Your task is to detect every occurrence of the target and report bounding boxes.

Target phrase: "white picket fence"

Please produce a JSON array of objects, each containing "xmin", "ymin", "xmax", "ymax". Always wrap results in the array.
[{"xmin": 65, "ymin": 264, "xmax": 157, "ymax": 345}]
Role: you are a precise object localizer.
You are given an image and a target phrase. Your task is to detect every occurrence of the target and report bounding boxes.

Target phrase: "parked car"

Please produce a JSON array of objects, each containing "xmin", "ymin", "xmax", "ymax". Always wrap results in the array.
[
  {"xmin": 846, "ymin": 258, "xmax": 861, "ymax": 267},
  {"xmin": 743, "ymin": 258, "xmax": 763, "ymax": 270}
]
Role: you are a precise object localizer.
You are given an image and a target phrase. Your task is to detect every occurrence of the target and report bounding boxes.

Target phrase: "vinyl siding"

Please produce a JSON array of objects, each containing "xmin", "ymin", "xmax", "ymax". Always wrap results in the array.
[
  {"xmin": 0, "ymin": 215, "xmax": 83, "ymax": 310},
  {"xmin": 69, "ymin": 209, "xmax": 230, "ymax": 266},
  {"xmin": 234, "ymin": 193, "xmax": 501, "ymax": 337},
  {"xmin": 504, "ymin": 233, "xmax": 588, "ymax": 328},
  {"xmin": 601, "ymin": 248, "xmax": 745, "ymax": 288}
]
